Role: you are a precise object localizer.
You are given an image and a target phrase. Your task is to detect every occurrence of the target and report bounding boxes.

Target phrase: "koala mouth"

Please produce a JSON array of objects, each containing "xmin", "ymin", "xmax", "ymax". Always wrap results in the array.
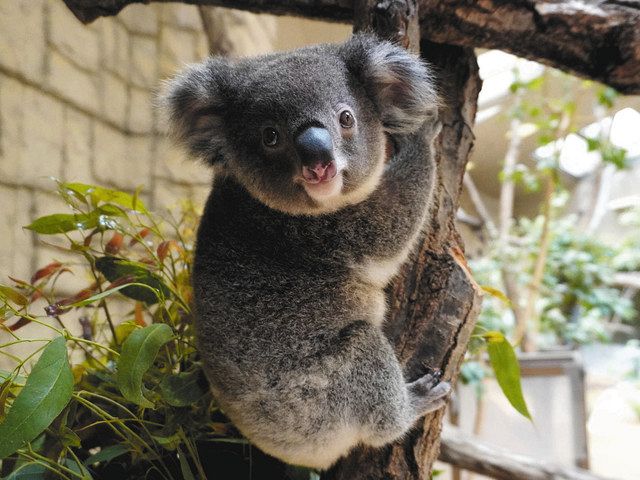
[
  {"xmin": 299, "ymin": 160, "xmax": 343, "ymax": 201},
  {"xmin": 301, "ymin": 161, "xmax": 337, "ymax": 184}
]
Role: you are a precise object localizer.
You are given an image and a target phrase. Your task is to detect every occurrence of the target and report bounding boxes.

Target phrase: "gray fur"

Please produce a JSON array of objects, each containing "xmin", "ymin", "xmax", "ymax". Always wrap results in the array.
[{"xmin": 163, "ymin": 34, "xmax": 449, "ymax": 470}]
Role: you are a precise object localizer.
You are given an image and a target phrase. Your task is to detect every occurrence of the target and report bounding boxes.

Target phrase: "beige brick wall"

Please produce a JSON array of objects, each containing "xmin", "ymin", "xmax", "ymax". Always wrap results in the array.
[
  {"xmin": 0, "ymin": 2, "xmax": 221, "ymax": 284},
  {"xmin": 0, "ymin": 2, "xmax": 350, "ymax": 288}
]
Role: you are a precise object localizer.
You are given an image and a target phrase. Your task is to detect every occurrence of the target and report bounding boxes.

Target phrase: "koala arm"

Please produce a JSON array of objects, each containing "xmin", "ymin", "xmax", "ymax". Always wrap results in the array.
[{"xmin": 330, "ymin": 120, "xmax": 439, "ymax": 265}]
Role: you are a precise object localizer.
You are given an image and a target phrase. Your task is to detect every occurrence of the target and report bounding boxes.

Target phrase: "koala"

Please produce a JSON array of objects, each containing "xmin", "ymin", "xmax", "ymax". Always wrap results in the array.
[{"xmin": 164, "ymin": 34, "xmax": 449, "ymax": 470}]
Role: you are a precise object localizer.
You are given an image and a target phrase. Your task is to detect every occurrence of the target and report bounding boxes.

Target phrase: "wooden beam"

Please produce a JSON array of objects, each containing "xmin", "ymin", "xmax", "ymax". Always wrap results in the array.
[{"xmin": 439, "ymin": 426, "xmax": 614, "ymax": 480}]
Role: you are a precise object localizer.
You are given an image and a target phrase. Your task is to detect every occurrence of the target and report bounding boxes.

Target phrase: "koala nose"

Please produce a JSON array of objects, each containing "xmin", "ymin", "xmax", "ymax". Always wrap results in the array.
[{"xmin": 295, "ymin": 127, "xmax": 334, "ymax": 168}]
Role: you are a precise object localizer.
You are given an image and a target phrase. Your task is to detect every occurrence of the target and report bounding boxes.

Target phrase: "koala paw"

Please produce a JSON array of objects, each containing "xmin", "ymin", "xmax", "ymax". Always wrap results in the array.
[{"xmin": 408, "ymin": 370, "xmax": 451, "ymax": 416}]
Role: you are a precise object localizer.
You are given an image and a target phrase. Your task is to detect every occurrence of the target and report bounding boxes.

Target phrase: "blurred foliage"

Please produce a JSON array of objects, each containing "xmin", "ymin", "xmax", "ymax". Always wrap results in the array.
[
  {"xmin": 472, "ymin": 216, "xmax": 635, "ymax": 348},
  {"xmin": 462, "ymin": 66, "xmax": 638, "ymax": 401}
]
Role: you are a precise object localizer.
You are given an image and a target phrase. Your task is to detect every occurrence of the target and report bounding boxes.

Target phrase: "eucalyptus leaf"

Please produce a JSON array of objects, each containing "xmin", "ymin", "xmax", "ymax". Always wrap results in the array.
[
  {"xmin": 64, "ymin": 183, "xmax": 147, "ymax": 213},
  {"xmin": 0, "ymin": 285, "xmax": 28, "ymax": 306},
  {"xmin": 24, "ymin": 213, "xmax": 98, "ymax": 235},
  {"xmin": 484, "ymin": 331, "xmax": 532, "ymax": 421},
  {"xmin": 0, "ymin": 337, "xmax": 73, "ymax": 459},
  {"xmin": 116, "ymin": 324, "xmax": 173, "ymax": 408},
  {"xmin": 95, "ymin": 257, "xmax": 171, "ymax": 304},
  {"xmin": 480, "ymin": 285, "xmax": 511, "ymax": 307},
  {"xmin": 159, "ymin": 370, "xmax": 206, "ymax": 407},
  {"xmin": 177, "ymin": 447, "xmax": 196, "ymax": 480},
  {"xmin": 83, "ymin": 444, "xmax": 129, "ymax": 467},
  {"xmin": 2, "ymin": 462, "xmax": 47, "ymax": 479}
]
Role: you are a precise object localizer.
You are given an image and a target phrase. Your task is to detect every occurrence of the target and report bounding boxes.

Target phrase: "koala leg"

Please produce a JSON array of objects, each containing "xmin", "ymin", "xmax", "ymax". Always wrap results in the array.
[{"xmin": 352, "ymin": 338, "xmax": 450, "ymax": 449}]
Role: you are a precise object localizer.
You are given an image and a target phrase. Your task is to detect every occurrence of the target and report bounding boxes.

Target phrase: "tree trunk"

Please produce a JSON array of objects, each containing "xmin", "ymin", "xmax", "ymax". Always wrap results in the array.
[{"xmin": 323, "ymin": 2, "xmax": 482, "ymax": 479}]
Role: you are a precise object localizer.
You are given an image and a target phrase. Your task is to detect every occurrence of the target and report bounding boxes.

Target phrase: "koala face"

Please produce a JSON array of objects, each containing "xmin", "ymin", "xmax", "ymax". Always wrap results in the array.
[{"xmin": 164, "ymin": 34, "xmax": 436, "ymax": 215}]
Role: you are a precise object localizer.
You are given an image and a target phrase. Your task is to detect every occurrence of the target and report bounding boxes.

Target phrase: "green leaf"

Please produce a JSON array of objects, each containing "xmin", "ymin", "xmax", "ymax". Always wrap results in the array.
[
  {"xmin": 24, "ymin": 213, "xmax": 98, "ymax": 235},
  {"xmin": 64, "ymin": 183, "xmax": 147, "ymax": 213},
  {"xmin": 484, "ymin": 332, "xmax": 532, "ymax": 421},
  {"xmin": 116, "ymin": 324, "xmax": 173, "ymax": 408},
  {"xmin": 83, "ymin": 444, "xmax": 128, "ymax": 467},
  {"xmin": 585, "ymin": 137, "xmax": 601, "ymax": 152},
  {"xmin": 480, "ymin": 285, "xmax": 512, "ymax": 306},
  {"xmin": 597, "ymin": 87, "xmax": 618, "ymax": 108},
  {"xmin": 159, "ymin": 370, "xmax": 206, "ymax": 407},
  {"xmin": 95, "ymin": 257, "xmax": 172, "ymax": 304},
  {"xmin": 3, "ymin": 462, "xmax": 47, "ymax": 479},
  {"xmin": 177, "ymin": 447, "xmax": 196, "ymax": 480},
  {"xmin": 152, "ymin": 433, "xmax": 181, "ymax": 451},
  {"xmin": 0, "ymin": 337, "xmax": 73, "ymax": 459},
  {"xmin": 0, "ymin": 285, "xmax": 28, "ymax": 306}
]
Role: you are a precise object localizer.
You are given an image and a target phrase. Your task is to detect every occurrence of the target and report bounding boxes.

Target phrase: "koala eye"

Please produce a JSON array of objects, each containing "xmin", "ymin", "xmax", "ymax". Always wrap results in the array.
[
  {"xmin": 262, "ymin": 127, "xmax": 279, "ymax": 147},
  {"xmin": 339, "ymin": 110, "xmax": 355, "ymax": 129}
]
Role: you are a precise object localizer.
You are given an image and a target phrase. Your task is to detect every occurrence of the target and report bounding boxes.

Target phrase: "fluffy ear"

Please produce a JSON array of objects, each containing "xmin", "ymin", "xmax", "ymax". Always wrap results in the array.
[
  {"xmin": 340, "ymin": 34, "xmax": 438, "ymax": 134},
  {"xmin": 161, "ymin": 58, "xmax": 232, "ymax": 164}
]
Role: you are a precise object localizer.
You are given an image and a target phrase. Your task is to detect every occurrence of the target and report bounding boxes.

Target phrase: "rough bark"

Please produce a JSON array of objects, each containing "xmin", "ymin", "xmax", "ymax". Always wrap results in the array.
[
  {"xmin": 64, "ymin": 0, "xmax": 640, "ymax": 94},
  {"xmin": 439, "ymin": 426, "xmax": 613, "ymax": 480}
]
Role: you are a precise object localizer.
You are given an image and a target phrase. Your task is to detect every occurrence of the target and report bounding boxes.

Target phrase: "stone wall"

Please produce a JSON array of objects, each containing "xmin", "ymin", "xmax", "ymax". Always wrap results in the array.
[
  {"xmin": 0, "ymin": 1, "xmax": 349, "ymax": 285},
  {"xmin": 0, "ymin": 2, "xmax": 216, "ymax": 284}
]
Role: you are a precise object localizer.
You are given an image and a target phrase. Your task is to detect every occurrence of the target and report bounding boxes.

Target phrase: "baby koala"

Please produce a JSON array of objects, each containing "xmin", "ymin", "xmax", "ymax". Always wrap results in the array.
[{"xmin": 164, "ymin": 34, "xmax": 449, "ymax": 470}]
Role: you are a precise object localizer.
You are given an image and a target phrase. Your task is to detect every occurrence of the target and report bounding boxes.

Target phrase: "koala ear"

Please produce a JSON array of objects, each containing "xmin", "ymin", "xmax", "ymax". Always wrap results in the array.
[
  {"xmin": 161, "ymin": 58, "xmax": 232, "ymax": 165},
  {"xmin": 341, "ymin": 34, "xmax": 438, "ymax": 135}
]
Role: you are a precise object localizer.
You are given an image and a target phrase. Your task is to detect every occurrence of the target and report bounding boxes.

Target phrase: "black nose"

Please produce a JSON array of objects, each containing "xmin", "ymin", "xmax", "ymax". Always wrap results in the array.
[{"xmin": 295, "ymin": 127, "xmax": 334, "ymax": 167}]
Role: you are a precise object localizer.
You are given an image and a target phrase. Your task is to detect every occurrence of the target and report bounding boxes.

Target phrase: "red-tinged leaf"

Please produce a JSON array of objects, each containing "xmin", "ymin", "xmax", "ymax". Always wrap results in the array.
[
  {"xmin": 30, "ymin": 290, "xmax": 43, "ymax": 302},
  {"xmin": 157, "ymin": 240, "xmax": 182, "ymax": 262},
  {"xmin": 106, "ymin": 232, "xmax": 124, "ymax": 255},
  {"xmin": 134, "ymin": 302, "xmax": 146, "ymax": 327},
  {"xmin": 45, "ymin": 283, "xmax": 100, "ymax": 316},
  {"xmin": 139, "ymin": 257, "xmax": 156, "ymax": 266},
  {"xmin": 129, "ymin": 228, "xmax": 151, "ymax": 247},
  {"xmin": 84, "ymin": 228, "xmax": 100, "ymax": 247},
  {"xmin": 9, "ymin": 317, "xmax": 30, "ymax": 331},
  {"xmin": 31, "ymin": 262, "xmax": 63, "ymax": 284},
  {"xmin": 107, "ymin": 275, "xmax": 137, "ymax": 290}
]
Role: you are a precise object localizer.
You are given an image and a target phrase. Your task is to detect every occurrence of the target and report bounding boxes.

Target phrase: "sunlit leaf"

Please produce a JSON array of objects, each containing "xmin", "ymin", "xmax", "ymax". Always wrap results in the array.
[
  {"xmin": 96, "ymin": 257, "xmax": 172, "ymax": 304},
  {"xmin": 116, "ymin": 324, "xmax": 173, "ymax": 408},
  {"xmin": 0, "ymin": 285, "xmax": 28, "ymax": 306},
  {"xmin": 0, "ymin": 336, "xmax": 73, "ymax": 459},
  {"xmin": 484, "ymin": 331, "xmax": 532, "ymax": 421},
  {"xmin": 157, "ymin": 240, "xmax": 180, "ymax": 262},
  {"xmin": 480, "ymin": 285, "xmax": 511, "ymax": 306},
  {"xmin": 25, "ymin": 213, "xmax": 98, "ymax": 235},
  {"xmin": 64, "ymin": 182, "xmax": 148, "ymax": 213}
]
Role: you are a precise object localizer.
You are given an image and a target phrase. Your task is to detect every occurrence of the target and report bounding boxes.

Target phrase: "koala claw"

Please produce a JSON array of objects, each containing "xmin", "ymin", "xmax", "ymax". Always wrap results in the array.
[{"xmin": 408, "ymin": 373, "xmax": 451, "ymax": 416}]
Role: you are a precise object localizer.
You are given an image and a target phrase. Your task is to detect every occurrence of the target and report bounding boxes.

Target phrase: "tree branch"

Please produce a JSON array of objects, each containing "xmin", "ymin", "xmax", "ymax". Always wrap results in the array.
[
  {"xmin": 63, "ymin": 0, "xmax": 640, "ymax": 93},
  {"xmin": 440, "ymin": 426, "xmax": 614, "ymax": 480}
]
